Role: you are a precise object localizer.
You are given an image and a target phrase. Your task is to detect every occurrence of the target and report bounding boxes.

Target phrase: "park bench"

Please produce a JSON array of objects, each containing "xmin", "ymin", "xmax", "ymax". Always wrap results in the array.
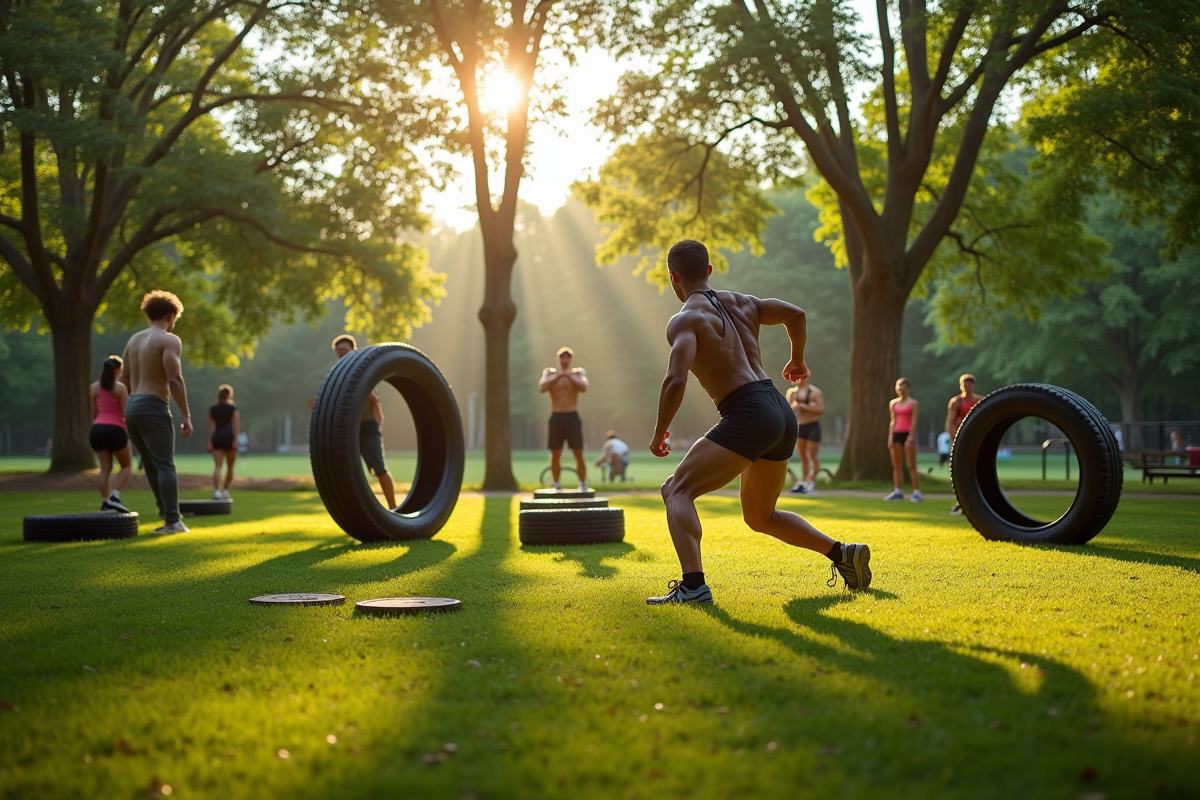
[{"xmin": 1126, "ymin": 450, "xmax": 1200, "ymax": 484}]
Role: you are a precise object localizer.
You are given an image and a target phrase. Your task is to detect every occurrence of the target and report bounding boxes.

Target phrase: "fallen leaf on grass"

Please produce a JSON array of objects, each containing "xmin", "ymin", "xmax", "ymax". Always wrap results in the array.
[
  {"xmin": 0, "ymin": 700, "xmax": 16, "ymax": 712},
  {"xmin": 818, "ymin": 745, "xmax": 841, "ymax": 756},
  {"xmin": 465, "ymin": 659, "xmax": 481, "ymax": 669},
  {"xmin": 284, "ymin": 635, "xmax": 295, "ymax": 642},
  {"xmin": 905, "ymin": 714, "xmax": 923, "ymax": 728},
  {"xmin": 988, "ymin": 721, "xmax": 1003, "ymax": 731},
  {"xmin": 1080, "ymin": 767, "xmax": 1097, "ymax": 782},
  {"xmin": 277, "ymin": 749, "xmax": 290, "ymax": 760},
  {"xmin": 719, "ymin": 663, "xmax": 731, "ymax": 670},
  {"xmin": 83, "ymin": 665, "xmax": 97, "ymax": 673},
  {"xmin": 121, "ymin": 632, "xmax": 131, "ymax": 640},
  {"xmin": 764, "ymin": 742, "xmax": 779, "ymax": 753},
  {"xmin": 144, "ymin": 776, "xmax": 172, "ymax": 797},
  {"xmin": 229, "ymin": 645, "xmax": 241, "ymax": 651}
]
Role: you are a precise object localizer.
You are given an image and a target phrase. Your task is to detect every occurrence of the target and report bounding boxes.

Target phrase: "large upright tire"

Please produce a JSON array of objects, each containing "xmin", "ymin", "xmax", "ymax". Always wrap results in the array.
[
  {"xmin": 951, "ymin": 384, "xmax": 1122, "ymax": 545},
  {"xmin": 24, "ymin": 513, "xmax": 139, "ymax": 542},
  {"xmin": 310, "ymin": 344, "xmax": 464, "ymax": 542}
]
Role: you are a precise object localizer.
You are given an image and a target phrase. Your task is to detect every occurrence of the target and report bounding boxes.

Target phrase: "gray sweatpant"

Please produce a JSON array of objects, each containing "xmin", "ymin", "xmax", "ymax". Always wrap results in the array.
[{"xmin": 125, "ymin": 395, "xmax": 180, "ymax": 525}]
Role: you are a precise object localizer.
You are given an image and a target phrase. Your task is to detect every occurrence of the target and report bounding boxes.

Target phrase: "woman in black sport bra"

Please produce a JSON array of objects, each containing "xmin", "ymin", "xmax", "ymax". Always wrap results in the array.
[{"xmin": 206, "ymin": 384, "xmax": 240, "ymax": 499}]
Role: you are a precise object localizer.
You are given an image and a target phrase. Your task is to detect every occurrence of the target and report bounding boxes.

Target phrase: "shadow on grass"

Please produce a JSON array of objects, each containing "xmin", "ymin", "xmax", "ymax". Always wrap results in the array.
[{"xmin": 518, "ymin": 541, "xmax": 636, "ymax": 579}]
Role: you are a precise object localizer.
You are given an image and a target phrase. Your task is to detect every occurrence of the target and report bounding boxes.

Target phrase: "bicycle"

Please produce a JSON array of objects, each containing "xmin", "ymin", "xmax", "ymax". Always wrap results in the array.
[
  {"xmin": 786, "ymin": 466, "xmax": 834, "ymax": 491},
  {"xmin": 538, "ymin": 465, "xmax": 578, "ymax": 487}
]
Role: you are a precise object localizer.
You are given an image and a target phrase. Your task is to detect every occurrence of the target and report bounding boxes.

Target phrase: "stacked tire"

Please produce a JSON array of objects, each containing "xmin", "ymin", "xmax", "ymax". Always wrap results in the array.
[
  {"xmin": 519, "ymin": 489, "xmax": 625, "ymax": 545},
  {"xmin": 24, "ymin": 513, "xmax": 139, "ymax": 542}
]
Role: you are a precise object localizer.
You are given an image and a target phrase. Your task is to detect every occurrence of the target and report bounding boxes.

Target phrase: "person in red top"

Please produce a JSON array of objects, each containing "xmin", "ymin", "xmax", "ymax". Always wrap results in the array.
[
  {"xmin": 89, "ymin": 355, "xmax": 132, "ymax": 513},
  {"xmin": 945, "ymin": 373, "xmax": 983, "ymax": 514},
  {"xmin": 884, "ymin": 378, "xmax": 921, "ymax": 502}
]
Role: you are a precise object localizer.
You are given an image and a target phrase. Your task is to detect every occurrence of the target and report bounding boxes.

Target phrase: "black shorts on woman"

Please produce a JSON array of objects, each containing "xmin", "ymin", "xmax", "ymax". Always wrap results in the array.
[
  {"xmin": 89, "ymin": 424, "xmax": 128, "ymax": 452},
  {"xmin": 704, "ymin": 379, "xmax": 797, "ymax": 461}
]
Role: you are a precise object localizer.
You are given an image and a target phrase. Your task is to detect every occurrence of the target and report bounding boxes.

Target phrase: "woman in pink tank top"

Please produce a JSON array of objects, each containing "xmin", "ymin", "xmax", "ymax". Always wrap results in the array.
[
  {"xmin": 885, "ymin": 378, "xmax": 921, "ymax": 502},
  {"xmin": 89, "ymin": 356, "xmax": 132, "ymax": 513}
]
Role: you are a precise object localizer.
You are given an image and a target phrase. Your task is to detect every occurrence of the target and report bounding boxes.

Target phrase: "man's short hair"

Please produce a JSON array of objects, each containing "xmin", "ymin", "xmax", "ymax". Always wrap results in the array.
[
  {"xmin": 666, "ymin": 239, "xmax": 710, "ymax": 281},
  {"xmin": 332, "ymin": 334, "xmax": 358, "ymax": 351},
  {"xmin": 960, "ymin": 373, "xmax": 976, "ymax": 384},
  {"xmin": 606, "ymin": 430, "xmax": 616, "ymax": 439},
  {"xmin": 557, "ymin": 346, "xmax": 573, "ymax": 358},
  {"xmin": 140, "ymin": 290, "xmax": 183, "ymax": 322}
]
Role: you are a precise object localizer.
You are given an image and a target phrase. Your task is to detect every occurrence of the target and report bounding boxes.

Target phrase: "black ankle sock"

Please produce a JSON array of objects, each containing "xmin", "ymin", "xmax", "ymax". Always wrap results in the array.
[
  {"xmin": 825, "ymin": 541, "xmax": 843, "ymax": 562},
  {"xmin": 681, "ymin": 572, "xmax": 706, "ymax": 590}
]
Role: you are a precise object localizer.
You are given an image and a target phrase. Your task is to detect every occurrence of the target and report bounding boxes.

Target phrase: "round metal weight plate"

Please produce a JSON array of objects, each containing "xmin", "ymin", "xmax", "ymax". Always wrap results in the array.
[
  {"xmin": 249, "ymin": 593, "xmax": 346, "ymax": 606},
  {"xmin": 355, "ymin": 597, "xmax": 461, "ymax": 615}
]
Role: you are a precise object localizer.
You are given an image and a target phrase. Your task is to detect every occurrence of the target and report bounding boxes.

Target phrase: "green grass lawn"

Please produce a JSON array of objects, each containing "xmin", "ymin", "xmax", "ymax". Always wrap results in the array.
[{"xmin": 1, "ymin": 490, "xmax": 1197, "ymax": 799}]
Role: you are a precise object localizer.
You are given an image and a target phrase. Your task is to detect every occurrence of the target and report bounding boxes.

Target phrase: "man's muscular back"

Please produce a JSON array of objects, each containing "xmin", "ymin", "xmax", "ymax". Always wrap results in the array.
[
  {"xmin": 668, "ymin": 290, "xmax": 770, "ymax": 404},
  {"xmin": 122, "ymin": 328, "xmax": 181, "ymax": 399}
]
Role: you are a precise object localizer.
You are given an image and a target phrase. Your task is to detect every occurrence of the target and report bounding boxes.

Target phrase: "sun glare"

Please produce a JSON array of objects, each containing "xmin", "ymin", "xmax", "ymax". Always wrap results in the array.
[{"xmin": 481, "ymin": 71, "xmax": 522, "ymax": 114}]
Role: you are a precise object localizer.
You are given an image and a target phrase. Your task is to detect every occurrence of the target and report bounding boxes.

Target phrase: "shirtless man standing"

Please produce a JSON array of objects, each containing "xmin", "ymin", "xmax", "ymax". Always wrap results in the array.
[
  {"xmin": 945, "ymin": 373, "xmax": 983, "ymax": 515},
  {"xmin": 538, "ymin": 347, "xmax": 588, "ymax": 491},
  {"xmin": 333, "ymin": 335, "xmax": 396, "ymax": 508},
  {"xmin": 120, "ymin": 291, "xmax": 193, "ymax": 534},
  {"xmin": 648, "ymin": 240, "xmax": 871, "ymax": 604},
  {"xmin": 786, "ymin": 376, "xmax": 825, "ymax": 494}
]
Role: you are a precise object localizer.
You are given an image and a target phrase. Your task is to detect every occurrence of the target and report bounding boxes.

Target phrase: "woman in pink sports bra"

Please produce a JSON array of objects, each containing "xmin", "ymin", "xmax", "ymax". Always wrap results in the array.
[
  {"xmin": 885, "ymin": 377, "xmax": 921, "ymax": 502},
  {"xmin": 89, "ymin": 356, "xmax": 132, "ymax": 513}
]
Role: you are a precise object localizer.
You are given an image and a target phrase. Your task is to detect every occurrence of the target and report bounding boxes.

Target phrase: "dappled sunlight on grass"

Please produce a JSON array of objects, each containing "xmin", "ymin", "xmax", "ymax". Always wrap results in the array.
[{"xmin": 0, "ymin": 490, "xmax": 1196, "ymax": 798}]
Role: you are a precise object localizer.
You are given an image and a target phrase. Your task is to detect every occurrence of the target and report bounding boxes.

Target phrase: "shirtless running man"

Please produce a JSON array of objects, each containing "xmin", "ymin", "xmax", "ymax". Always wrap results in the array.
[
  {"xmin": 945, "ymin": 373, "xmax": 983, "ymax": 515},
  {"xmin": 538, "ymin": 346, "xmax": 589, "ymax": 491},
  {"xmin": 120, "ymin": 290, "xmax": 193, "ymax": 534},
  {"xmin": 786, "ymin": 376, "xmax": 824, "ymax": 494},
  {"xmin": 333, "ymin": 335, "xmax": 396, "ymax": 508},
  {"xmin": 648, "ymin": 240, "xmax": 871, "ymax": 604}
]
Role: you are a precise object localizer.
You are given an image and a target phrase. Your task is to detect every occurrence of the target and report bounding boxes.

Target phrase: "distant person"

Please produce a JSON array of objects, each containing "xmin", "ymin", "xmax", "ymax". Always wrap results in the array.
[
  {"xmin": 945, "ymin": 373, "xmax": 983, "ymax": 514},
  {"xmin": 1169, "ymin": 427, "xmax": 1185, "ymax": 451},
  {"xmin": 884, "ymin": 378, "xmax": 921, "ymax": 502},
  {"xmin": 89, "ymin": 355, "xmax": 132, "ymax": 513},
  {"xmin": 786, "ymin": 376, "xmax": 824, "ymax": 494},
  {"xmin": 937, "ymin": 430, "xmax": 952, "ymax": 467},
  {"xmin": 237, "ymin": 430, "xmax": 249, "ymax": 455},
  {"xmin": 539, "ymin": 346, "xmax": 589, "ymax": 491},
  {"xmin": 120, "ymin": 290, "xmax": 192, "ymax": 534},
  {"xmin": 332, "ymin": 335, "xmax": 396, "ymax": 508},
  {"xmin": 206, "ymin": 384, "xmax": 240, "ymax": 499},
  {"xmin": 595, "ymin": 430, "xmax": 630, "ymax": 482},
  {"xmin": 647, "ymin": 239, "xmax": 871, "ymax": 605}
]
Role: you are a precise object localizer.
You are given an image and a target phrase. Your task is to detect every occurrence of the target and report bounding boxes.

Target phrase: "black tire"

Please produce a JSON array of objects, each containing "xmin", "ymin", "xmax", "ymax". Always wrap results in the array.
[
  {"xmin": 519, "ymin": 498, "xmax": 609, "ymax": 511},
  {"xmin": 310, "ymin": 344, "xmax": 465, "ymax": 542},
  {"xmin": 950, "ymin": 384, "xmax": 1122, "ymax": 545},
  {"xmin": 179, "ymin": 499, "xmax": 232, "ymax": 516},
  {"xmin": 519, "ymin": 507, "xmax": 625, "ymax": 545},
  {"xmin": 24, "ymin": 513, "xmax": 139, "ymax": 543},
  {"xmin": 532, "ymin": 488, "xmax": 595, "ymax": 499}
]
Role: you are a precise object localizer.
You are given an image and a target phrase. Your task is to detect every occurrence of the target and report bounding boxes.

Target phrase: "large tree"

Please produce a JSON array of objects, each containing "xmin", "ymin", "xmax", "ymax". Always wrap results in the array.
[
  {"xmin": 964, "ymin": 197, "xmax": 1200, "ymax": 447},
  {"xmin": 578, "ymin": 0, "xmax": 1190, "ymax": 480},
  {"xmin": 373, "ymin": 0, "xmax": 602, "ymax": 490},
  {"xmin": 0, "ymin": 0, "xmax": 442, "ymax": 471}
]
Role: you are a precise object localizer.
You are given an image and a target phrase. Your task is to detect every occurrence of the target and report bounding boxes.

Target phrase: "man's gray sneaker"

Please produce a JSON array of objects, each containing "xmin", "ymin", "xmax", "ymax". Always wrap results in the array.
[
  {"xmin": 883, "ymin": 489, "xmax": 904, "ymax": 501},
  {"xmin": 101, "ymin": 497, "xmax": 130, "ymax": 514},
  {"xmin": 827, "ymin": 543, "xmax": 872, "ymax": 591},
  {"xmin": 153, "ymin": 520, "xmax": 190, "ymax": 535},
  {"xmin": 647, "ymin": 580, "xmax": 713, "ymax": 606}
]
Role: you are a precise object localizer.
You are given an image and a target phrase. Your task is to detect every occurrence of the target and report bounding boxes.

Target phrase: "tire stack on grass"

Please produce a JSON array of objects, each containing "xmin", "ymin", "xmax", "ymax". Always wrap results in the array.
[{"xmin": 519, "ymin": 488, "xmax": 625, "ymax": 546}]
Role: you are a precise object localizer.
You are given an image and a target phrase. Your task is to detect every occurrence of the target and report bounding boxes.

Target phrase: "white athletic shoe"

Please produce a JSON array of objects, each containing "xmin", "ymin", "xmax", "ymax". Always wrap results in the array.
[
  {"xmin": 102, "ymin": 495, "xmax": 131, "ymax": 514},
  {"xmin": 552, "ymin": 481, "xmax": 561, "ymax": 491},
  {"xmin": 910, "ymin": 490, "xmax": 922, "ymax": 503},
  {"xmin": 212, "ymin": 490, "xmax": 224, "ymax": 500},
  {"xmin": 950, "ymin": 503, "xmax": 963, "ymax": 515},
  {"xmin": 646, "ymin": 580, "xmax": 713, "ymax": 605},
  {"xmin": 883, "ymin": 489, "xmax": 905, "ymax": 501},
  {"xmin": 579, "ymin": 482, "xmax": 589, "ymax": 492},
  {"xmin": 153, "ymin": 520, "xmax": 190, "ymax": 535},
  {"xmin": 221, "ymin": 490, "xmax": 231, "ymax": 499}
]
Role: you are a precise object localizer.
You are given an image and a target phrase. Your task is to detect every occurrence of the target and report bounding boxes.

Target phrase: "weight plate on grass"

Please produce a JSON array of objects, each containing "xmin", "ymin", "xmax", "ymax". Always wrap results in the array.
[
  {"xmin": 355, "ymin": 597, "xmax": 461, "ymax": 615},
  {"xmin": 249, "ymin": 593, "xmax": 345, "ymax": 606},
  {"xmin": 179, "ymin": 499, "xmax": 232, "ymax": 516},
  {"xmin": 519, "ymin": 498, "xmax": 608, "ymax": 510},
  {"xmin": 532, "ymin": 488, "xmax": 595, "ymax": 499}
]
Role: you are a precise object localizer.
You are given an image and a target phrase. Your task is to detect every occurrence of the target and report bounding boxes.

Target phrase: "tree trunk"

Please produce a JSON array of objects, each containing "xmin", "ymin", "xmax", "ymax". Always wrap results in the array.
[
  {"xmin": 478, "ymin": 232, "xmax": 519, "ymax": 491},
  {"xmin": 835, "ymin": 285, "xmax": 907, "ymax": 482},
  {"xmin": 48, "ymin": 309, "xmax": 97, "ymax": 472},
  {"xmin": 1114, "ymin": 368, "xmax": 1142, "ymax": 452}
]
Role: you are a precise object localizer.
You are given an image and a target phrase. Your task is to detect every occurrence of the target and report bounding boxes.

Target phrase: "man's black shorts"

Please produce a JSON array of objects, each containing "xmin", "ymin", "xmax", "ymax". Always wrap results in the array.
[
  {"xmin": 89, "ymin": 423, "xmax": 128, "ymax": 453},
  {"xmin": 797, "ymin": 420, "xmax": 822, "ymax": 443},
  {"xmin": 547, "ymin": 411, "xmax": 584, "ymax": 451},
  {"xmin": 705, "ymin": 379, "xmax": 797, "ymax": 462},
  {"xmin": 359, "ymin": 419, "xmax": 389, "ymax": 476}
]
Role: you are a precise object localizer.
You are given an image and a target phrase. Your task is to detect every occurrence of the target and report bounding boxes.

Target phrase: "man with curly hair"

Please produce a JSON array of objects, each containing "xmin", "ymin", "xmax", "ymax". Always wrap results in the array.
[{"xmin": 120, "ymin": 290, "xmax": 193, "ymax": 534}]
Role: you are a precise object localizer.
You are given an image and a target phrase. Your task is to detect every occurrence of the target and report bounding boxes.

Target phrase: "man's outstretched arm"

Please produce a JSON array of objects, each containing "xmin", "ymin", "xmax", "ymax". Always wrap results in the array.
[
  {"xmin": 756, "ymin": 297, "xmax": 808, "ymax": 382},
  {"xmin": 651, "ymin": 316, "xmax": 697, "ymax": 456}
]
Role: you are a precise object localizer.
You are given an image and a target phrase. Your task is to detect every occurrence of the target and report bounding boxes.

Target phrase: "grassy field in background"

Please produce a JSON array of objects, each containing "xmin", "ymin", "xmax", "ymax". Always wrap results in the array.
[
  {"xmin": 3, "ymin": 450, "xmax": 1191, "ymax": 495},
  {"xmin": 1, "ymin": 490, "xmax": 1197, "ymax": 799}
]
